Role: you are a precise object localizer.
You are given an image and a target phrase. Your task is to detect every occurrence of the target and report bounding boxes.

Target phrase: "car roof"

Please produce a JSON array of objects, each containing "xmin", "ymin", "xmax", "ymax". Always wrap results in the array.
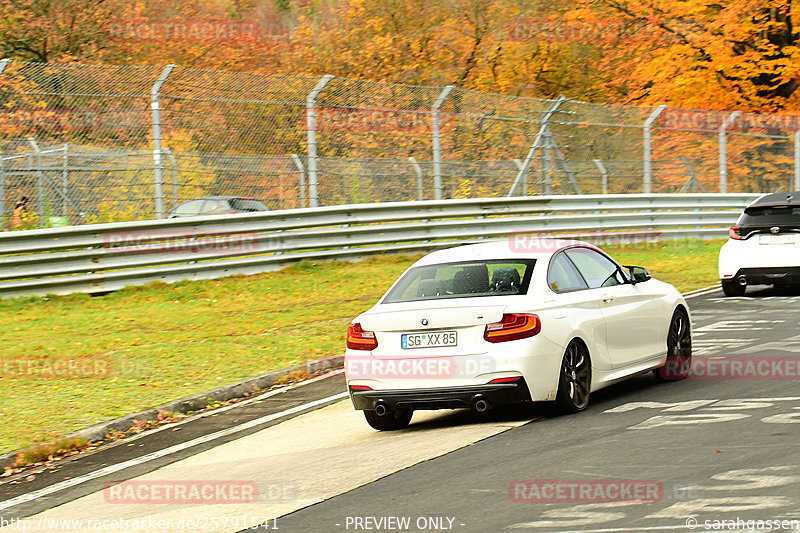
[
  {"xmin": 413, "ymin": 239, "xmax": 599, "ymax": 266},
  {"xmin": 748, "ymin": 191, "xmax": 800, "ymax": 208}
]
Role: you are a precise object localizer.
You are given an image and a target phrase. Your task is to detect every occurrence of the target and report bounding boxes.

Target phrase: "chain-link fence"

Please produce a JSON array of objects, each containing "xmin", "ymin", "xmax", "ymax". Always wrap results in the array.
[{"xmin": 1, "ymin": 59, "xmax": 799, "ymax": 228}]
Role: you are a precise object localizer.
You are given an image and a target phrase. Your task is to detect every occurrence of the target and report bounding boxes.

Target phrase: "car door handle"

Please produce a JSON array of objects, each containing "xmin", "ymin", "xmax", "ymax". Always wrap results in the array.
[{"xmin": 601, "ymin": 294, "xmax": 614, "ymax": 303}]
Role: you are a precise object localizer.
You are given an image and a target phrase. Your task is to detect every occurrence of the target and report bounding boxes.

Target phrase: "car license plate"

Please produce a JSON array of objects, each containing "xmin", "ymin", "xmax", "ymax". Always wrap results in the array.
[
  {"xmin": 401, "ymin": 331, "xmax": 457, "ymax": 349},
  {"xmin": 759, "ymin": 234, "xmax": 795, "ymax": 245}
]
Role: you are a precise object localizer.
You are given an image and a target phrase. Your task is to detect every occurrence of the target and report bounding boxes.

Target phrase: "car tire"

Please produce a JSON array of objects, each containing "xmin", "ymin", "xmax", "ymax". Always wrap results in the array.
[
  {"xmin": 555, "ymin": 340, "xmax": 591, "ymax": 413},
  {"xmin": 363, "ymin": 408, "xmax": 413, "ymax": 431},
  {"xmin": 721, "ymin": 280, "xmax": 746, "ymax": 297},
  {"xmin": 654, "ymin": 308, "xmax": 692, "ymax": 381}
]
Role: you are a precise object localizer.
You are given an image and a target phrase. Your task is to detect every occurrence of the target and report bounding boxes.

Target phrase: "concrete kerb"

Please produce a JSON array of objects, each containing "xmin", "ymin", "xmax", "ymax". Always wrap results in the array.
[{"xmin": 0, "ymin": 355, "xmax": 344, "ymax": 470}]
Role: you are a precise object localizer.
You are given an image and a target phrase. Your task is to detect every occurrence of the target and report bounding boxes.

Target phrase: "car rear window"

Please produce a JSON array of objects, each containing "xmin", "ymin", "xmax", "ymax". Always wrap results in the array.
[
  {"xmin": 739, "ymin": 206, "xmax": 800, "ymax": 228},
  {"xmin": 382, "ymin": 260, "xmax": 535, "ymax": 304},
  {"xmin": 229, "ymin": 198, "xmax": 268, "ymax": 211}
]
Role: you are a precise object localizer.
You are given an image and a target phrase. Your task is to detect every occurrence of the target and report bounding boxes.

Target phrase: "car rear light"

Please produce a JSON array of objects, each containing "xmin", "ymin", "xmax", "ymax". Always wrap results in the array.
[
  {"xmin": 347, "ymin": 323, "xmax": 378, "ymax": 350},
  {"xmin": 488, "ymin": 376, "xmax": 521, "ymax": 383},
  {"xmin": 729, "ymin": 227, "xmax": 743, "ymax": 240},
  {"xmin": 226, "ymin": 211, "xmax": 237, "ymax": 214},
  {"xmin": 349, "ymin": 385, "xmax": 373, "ymax": 391},
  {"xmin": 484, "ymin": 313, "xmax": 541, "ymax": 343}
]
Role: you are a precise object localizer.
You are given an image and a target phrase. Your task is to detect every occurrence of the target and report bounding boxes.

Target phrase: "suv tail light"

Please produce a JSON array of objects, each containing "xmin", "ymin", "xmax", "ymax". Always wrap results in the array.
[
  {"xmin": 347, "ymin": 323, "xmax": 378, "ymax": 350},
  {"xmin": 729, "ymin": 227, "xmax": 743, "ymax": 240},
  {"xmin": 484, "ymin": 314, "xmax": 541, "ymax": 343}
]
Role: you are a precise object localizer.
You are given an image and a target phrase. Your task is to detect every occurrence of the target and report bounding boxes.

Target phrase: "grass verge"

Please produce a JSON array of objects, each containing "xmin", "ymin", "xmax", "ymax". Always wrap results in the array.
[{"xmin": 0, "ymin": 239, "xmax": 725, "ymax": 454}]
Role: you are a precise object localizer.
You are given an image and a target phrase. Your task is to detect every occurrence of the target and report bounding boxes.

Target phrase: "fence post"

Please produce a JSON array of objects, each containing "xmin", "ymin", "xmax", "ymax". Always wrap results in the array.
[
  {"xmin": 291, "ymin": 154, "xmax": 307, "ymax": 208},
  {"xmin": 643, "ymin": 104, "xmax": 667, "ymax": 194},
  {"xmin": 0, "ymin": 155, "xmax": 4, "ymax": 225},
  {"xmin": 0, "ymin": 60, "xmax": 9, "ymax": 224},
  {"xmin": 163, "ymin": 147, "xmax": 178, "ymax": 209},
  {"xmin": 26, "ymin": 138, "xmax": 45, "ymax": 227},
  {"xmin": 432, "ymin": 85, "xmax": 455, "ymax": 200},
  {"xmin": 151, "ymin": 64, "xmax": 176, "ymax": 219},
  {"xmin": 719, "ymin": 111, "xmax": 741, "ymax": 194},
  {"xmin": 306, "ymin": 75, "xmax": 334, "ymax": 209},
  {"xmin": 62, "ymin": 143, "xmax": 68, "ymax": 216},
  {"xmin": 593, "ymin": 159, "xmax": 608, "ymax": 194},
  {"xmin": 794, "ymin": 129, "xmax": 800, "ymax": 191},
  {"xmin": 511, "ymin": 159, "xmax": 527, "ymax": 195},
  {"xmin": 508, "ymin": 96, "xmax": 566, "ymax": 197},
  {"xmin": 407, "ymin": 157, "xmax": 424, "ymax": 201}
]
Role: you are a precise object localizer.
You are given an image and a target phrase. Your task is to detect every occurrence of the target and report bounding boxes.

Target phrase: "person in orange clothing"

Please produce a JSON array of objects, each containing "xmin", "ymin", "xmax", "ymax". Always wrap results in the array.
[{"xmin": 11, "ymin": 195, "xmax": 30, "ymax": 228}]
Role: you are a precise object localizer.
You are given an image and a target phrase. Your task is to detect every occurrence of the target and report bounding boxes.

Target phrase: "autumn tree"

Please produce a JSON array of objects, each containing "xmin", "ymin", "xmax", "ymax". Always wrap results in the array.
[
  {"xmin": 571, "ymin": 0, "xmax": 800, "ymax": 111},
  {"xmin": 0, "ymin": 0, "xmax": 121, "ymax": 62}
]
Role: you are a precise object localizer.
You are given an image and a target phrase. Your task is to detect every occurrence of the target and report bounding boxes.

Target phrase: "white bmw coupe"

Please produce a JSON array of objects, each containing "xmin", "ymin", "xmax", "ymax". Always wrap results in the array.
[{"xmin": 345, "ymin": 240, "xmax": 691, "ymax": 430}]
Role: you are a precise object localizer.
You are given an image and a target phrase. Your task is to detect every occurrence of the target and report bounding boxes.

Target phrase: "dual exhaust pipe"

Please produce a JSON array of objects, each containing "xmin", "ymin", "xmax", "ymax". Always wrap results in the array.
[
  {"xmin": 472, "ymin": 396, "xmax": 491, "ymax": 413},
  {"xmin": 738, "ymin": 275, "xmax": 747, "ymax": 286},
  {"xmin": 373, "ymin": 397, "xmax": 491, "ymax": 416},
  {"xmin": 374, "ymin": 401, "xmax": 389, "ymax": 417}
]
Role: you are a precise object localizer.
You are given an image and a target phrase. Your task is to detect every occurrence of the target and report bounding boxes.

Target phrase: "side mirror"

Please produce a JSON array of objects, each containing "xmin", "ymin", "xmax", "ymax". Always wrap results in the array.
[{"xmin": 625, "ymin": 265, "xmax": 651, "ymax": 283}]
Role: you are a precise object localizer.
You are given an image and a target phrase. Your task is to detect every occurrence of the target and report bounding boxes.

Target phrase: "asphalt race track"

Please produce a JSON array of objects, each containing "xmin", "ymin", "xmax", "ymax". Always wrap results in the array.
[{"xmin": 2, "ymin": 286, "xmax": 800, "ymax": 533}]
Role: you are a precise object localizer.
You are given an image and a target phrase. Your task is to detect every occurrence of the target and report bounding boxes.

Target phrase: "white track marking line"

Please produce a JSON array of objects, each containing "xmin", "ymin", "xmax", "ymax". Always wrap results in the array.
[
  {"xmin": 0, "ymin": 392, "xmax": 348, "ymax": 512},
  {"xmin": 683, "ymin": 285, "xmax": 720, "ymax": 298}
]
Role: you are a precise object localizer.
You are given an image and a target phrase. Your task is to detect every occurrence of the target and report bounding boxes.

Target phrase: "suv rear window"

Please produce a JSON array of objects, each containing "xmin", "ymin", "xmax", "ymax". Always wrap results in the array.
[
  {"xmin": 739, "ymin": 206, "xmax": 800, "ymax": 229},
  {"xmin": 382, "ymin": 260, "xmax": 535, "ymax": 304}
]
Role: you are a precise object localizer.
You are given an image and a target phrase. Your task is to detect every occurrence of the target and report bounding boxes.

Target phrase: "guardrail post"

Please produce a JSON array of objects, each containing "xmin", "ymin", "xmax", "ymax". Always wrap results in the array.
[
  {"xmin": 643, "ymin": 104, "xmax": 667, "ymax": 194},
  {"xmin": 408, "ymin": 157, "xmax": 424, "ymax": 201},
  {"xmin": 719, "ymin": 111, "xmax": 741, "ymax": 194},
  {"xmin": 432, "ymin": 85, "xmax": 455, "ymax": 200},
  {"xmin": 306, "ymin": 75, "xmax": 334, "ymax": 209},
  {"xmin": 593, "ymin": 159, "xmax": 608, "ymax": 194},
  {"xmin": 509, "ymin": 95, "xmax": 566, "ymax": 196},
  {"xmin": 794, "ymin": 129, "xmax": 800, "ymax": 191},
  {"xmin": 291, "ymin": 154, "xmax": 307, "ymax": 208},
  {"xmin": 151, "ymin": 64, "xmax": 176, "ymax": 219}
]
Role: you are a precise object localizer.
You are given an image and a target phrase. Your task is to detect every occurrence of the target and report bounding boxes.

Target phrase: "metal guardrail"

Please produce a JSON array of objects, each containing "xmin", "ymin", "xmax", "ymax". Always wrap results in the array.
[{"xmin": 0, "ymin": 193, "xmax": 760, "ymax": 298}]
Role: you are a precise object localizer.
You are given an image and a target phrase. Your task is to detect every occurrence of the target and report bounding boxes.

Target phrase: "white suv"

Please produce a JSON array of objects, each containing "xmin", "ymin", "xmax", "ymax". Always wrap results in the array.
[{"xmin": 719, "ymin": 191, "xmax": 800, "ymax": 296}]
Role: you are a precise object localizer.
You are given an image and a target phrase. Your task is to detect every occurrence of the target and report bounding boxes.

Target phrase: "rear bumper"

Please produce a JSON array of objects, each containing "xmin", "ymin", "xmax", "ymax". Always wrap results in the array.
[
  {"xmin": 349, "ymin": 378, "xmax": 532, "ymax": 411},
  {"xmin": 726, "ymin": 267, "xmax": 800, "ymax": 285}
]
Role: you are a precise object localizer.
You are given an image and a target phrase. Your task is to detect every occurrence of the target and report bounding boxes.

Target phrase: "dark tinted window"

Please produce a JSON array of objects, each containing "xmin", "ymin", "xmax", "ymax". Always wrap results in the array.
[
  {"xmin": 383, "ymin": 260, "xmax": 535, "ymax": 303},
  {"xmin": 739, "ymin": 206, "xmax": 800, "ymax": 229},
  {"xmin": 229, "ymin": 198, "xmax": 268, "ymax": 212}
]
